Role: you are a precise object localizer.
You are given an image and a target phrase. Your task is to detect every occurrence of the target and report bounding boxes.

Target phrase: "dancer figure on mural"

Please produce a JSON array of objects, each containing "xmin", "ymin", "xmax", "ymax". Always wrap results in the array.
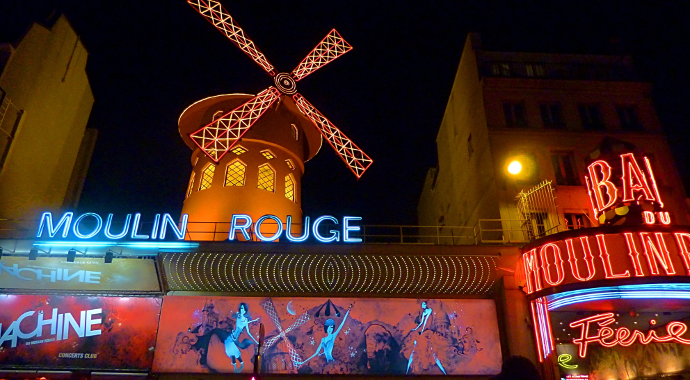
[
  {"xmin": 404, "ymin": 301, "xmax": 448, "ymax": 375},
  {"xmin": 304, "ymin": 304, "xmax": 353, "ymax": 364},
  {"xmin": 412, "ymin": 301, "xmax": 433, "ymax": 334},
  {"xmin": 225, "ymin": 302, "xmax": 260, "ymax": 373}
]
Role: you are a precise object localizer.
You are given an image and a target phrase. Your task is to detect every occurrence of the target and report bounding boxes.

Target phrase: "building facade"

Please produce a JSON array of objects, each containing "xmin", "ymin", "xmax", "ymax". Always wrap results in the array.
[
  {"xmin": 0, "ymin": 15, "xmax": 97, "ymax": 231},
  {"xmin": 418, "ymin": 33, "xmax": 690, "ymax": 242}
]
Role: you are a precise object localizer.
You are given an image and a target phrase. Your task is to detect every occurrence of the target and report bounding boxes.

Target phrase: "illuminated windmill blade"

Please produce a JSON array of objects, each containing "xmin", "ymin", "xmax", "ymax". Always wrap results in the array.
[
  {"xmin": 293, "ymin": 93, "xmax": 373, "ymax": 178},
  {"xmin": 189, "ymin": 87, "xmax": 281, "ymax": 162},
  {"xmin": 291, "ymin": 29, "xmax": 353, "ymax": 82},
  {"xmin": 188, "ymin": 0, "xmax": 276, "ymax": 75}
]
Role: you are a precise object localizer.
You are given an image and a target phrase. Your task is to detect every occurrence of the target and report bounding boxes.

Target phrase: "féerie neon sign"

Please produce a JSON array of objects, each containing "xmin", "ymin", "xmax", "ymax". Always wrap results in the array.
[
  {"xmin": 569, "ymin": 312, "xmax": 690, "ymax": 357},
  {"xmin": 36, "ymin": 212, "xmax": 362, "ymax": 243}
]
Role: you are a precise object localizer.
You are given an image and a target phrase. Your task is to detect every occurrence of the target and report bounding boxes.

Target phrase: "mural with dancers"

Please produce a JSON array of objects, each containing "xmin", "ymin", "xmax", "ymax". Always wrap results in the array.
[{"xmin": 153, "ymin": 296, "xmax": 501, "ymax": 375}]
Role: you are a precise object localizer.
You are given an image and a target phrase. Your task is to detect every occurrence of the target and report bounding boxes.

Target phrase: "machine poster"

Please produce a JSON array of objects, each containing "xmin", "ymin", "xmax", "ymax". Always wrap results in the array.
[{"xmin": 0, "ymin": 295, "xmax": 161, "ymax": 370}]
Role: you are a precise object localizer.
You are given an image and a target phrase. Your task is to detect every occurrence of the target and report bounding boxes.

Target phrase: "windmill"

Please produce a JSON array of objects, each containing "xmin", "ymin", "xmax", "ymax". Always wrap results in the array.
[
  {"xmin": 179, "ymin": 0, "xmax": 373, "ymax": 240},
  {"xmin": 260, "ymin": 298, "xmax": 311, "ymax": 371}
]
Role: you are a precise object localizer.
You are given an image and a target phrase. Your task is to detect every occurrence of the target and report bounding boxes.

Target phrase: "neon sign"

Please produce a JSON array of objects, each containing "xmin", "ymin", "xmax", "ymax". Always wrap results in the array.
[
  {"xmin": 585, "ymin": 152, "xmax": 668, "ymax": 225},
  {"xmin": 37, "ymin": 212, "xmax": 362, "ymax": 243},
  {"xmin": 521, "ymin": 228, "xmax": 690, "ymax": 294},
  {"xmin": 569, "ymin": 312, "xmax": 690, "ymax": 358}
]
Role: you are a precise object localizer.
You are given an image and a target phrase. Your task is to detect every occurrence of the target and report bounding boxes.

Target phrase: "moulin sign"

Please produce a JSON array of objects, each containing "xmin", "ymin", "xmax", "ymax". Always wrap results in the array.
[{"xmin": 36, "ymin": 212, "xmax": 363, "ymax": 243}]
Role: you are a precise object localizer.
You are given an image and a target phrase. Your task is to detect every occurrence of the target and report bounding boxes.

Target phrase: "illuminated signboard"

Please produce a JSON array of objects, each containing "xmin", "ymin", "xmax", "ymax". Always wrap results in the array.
[
  {"xmin": 36, "ymin": 212, "xmax": 363, "ymax": 243},
  {"xmin": 0, "ymin": 295, "xmax": 161, "ymax": 370},
  {"xmin": 569, "ymin": 312, "xmax": 690, "ymax": 358},
  {"xmin": 152, "ymin": 296, "xmax": 502, "ymax": 375},
  {"xmin": 584, "ymin": 149, "xmax": 667, "ymax": 226},
  {"xmin": 0, "ymin": 257, "xmax": 159, "ymax": 292},
  {"xmin": 520, "ymin": 226, "xmax": 690, "ymax": 295}
]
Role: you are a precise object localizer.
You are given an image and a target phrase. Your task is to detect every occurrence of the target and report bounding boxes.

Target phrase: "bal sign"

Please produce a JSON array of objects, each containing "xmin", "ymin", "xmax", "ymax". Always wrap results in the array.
[{"xmin": 36, "ymin": 212, "xmax": 362, "ymax": 243}]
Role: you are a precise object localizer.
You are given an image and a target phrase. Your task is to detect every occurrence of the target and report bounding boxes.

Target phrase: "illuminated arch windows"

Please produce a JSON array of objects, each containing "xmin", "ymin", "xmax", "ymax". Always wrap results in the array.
[
  {"xmin": 257, "ymin": 164, "xmax": 275, "ymax": 192},
  {"xmin": 285, "ymin": 159, "xmax": 295, "ymax": 170},
  {"xmin": 199, "ymin": 163, "xmax": 215, "ymax": 191},
  {"xmin": 231, "ymin": 145, "xmax": 248, "ymax": 155},
  {"xmin": 291, "ymin": 123, "xmax": 299, "ymax": 140},
  {"xmin": 261, "ymin": 149, "xmax": 276, "ymax": 160},
  {"xmin": 285, "ymin": 174, "xmax": 295, "ymax": 202},
  {"xmin": 225, "ymin": 160, "xmax": 246, "ymax": 187},
  {"xmin": 186, "ymin": 172, "xmax": 195, "ymax": 197}
]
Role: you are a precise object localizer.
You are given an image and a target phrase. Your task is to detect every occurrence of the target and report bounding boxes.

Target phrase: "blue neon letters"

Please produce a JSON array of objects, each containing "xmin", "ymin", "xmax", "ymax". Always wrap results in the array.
[
  {"xmin": 229, "ymin": 214, "xmax": 360, "ymax": 243},
  {"xmin": 38, "ymin": 212, "xmax": 360, "ymax": 243},
  {"xmin": 37, "ymin": 212, "xmax": 189, "ymax": 241}
]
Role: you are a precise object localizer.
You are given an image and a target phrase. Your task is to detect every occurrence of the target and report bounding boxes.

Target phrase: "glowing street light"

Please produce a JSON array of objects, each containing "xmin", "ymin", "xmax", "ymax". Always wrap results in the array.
[{"xmin": 508, "ymin": 161, "xmax": 522, "ymax": 175}]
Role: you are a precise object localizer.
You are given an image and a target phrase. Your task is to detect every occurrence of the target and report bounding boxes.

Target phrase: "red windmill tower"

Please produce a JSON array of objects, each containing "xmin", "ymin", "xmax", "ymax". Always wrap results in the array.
[{"xmin": 179, "ymin": 0, "xmax": 373, "ymax": 240}]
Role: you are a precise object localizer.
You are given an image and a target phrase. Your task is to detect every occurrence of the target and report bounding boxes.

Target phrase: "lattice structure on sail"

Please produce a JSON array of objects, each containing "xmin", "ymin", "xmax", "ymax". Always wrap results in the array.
[
  {"xmin": 260, "ymin": 299, "xmax": 310, "ymax": 369},
  {"xmin": 188, "ymin": 0, "xmax": 275, "ymax": 75},
  {"xmin": 187, "ymin": 0, "xmax": 373, "ymax": 177},
  {"xmin": 293, "ymin": 94, "xmax": 373, "ymax": 178},
  {"xmin": 189, "ymin": 87, "xmax": 280, "ymax": 162},
  {"xmin": 291, "ymin": 29, "xmax": 353, "ymax": 81}
]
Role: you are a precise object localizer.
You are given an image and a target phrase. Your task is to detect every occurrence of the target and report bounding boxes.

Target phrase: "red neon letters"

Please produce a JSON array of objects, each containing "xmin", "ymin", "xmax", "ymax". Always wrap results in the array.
[
  {"xmin": 585, "ymin": 153, "xmax": 665, "ymax": 220},
  {"xmin": 521, "ymin": 231, "xmax": 690, "ymax": 294},
  {"xmin": 620, "ymin": 153, "xmax": 656, "ymax": 202},
  {"xmin": 587, "ymin": 160, "xmax": 617, "ymax": 212},
  {"xmin": 570, "ymin": 312, "xmax": 690, "ymax": 358}
]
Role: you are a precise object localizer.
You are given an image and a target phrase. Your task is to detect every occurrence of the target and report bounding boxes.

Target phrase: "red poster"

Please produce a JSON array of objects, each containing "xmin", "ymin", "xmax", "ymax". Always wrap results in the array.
[
  {"xmin": 0, "ymin": 295, "xmax": 161, "ymax": 370},
  {"xmin": 153, "ymin": 296, "xmax": 502, "ymax": 375}
]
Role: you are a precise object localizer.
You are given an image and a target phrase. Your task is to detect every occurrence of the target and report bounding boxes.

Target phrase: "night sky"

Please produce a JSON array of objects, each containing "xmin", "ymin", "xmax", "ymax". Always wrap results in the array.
[{"xmin": 2, "ymin": 1, "xmax": 690, "ymax": 225}]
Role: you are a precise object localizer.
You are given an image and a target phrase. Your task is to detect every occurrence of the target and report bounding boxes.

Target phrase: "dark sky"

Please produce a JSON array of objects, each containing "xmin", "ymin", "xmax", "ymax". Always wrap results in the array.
[{"xmin": 3, "ymin": 1, "xmax": 690, "ymax": 225}]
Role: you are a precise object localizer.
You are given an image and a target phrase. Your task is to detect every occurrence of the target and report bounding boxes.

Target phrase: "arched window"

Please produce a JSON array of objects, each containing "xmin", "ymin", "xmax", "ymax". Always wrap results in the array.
[
  {"xmin": 261, "ymin": 149, "xmax": 276, "ymax": 160},
  {"xmin": 186, "ymin": 172, "xmax": 195, "ymax": 198},
  {"xmin": 285, "ymin": 174, "xmax": 295, "ymax": 202},
  {"xmin": 231, "ymin": 145, "xmax": 248, "ymax": 155},
  {"xmin": 257, "ymin": 164, "xmax": 275, "ymax": 192},
  {"xmin": 225, "ymin": 160, "xmax": 246, "ymax": 186},
  {"xmin": 291, "ymin": 123, "xmax": 299, "ymax": 140},
  {"xmin": 199, "ymin": 163, "xmax": 215, "ymax": 191},
  {"xmin": 285, "ymin": 159, "xmax": 295, "ymax": 170}
]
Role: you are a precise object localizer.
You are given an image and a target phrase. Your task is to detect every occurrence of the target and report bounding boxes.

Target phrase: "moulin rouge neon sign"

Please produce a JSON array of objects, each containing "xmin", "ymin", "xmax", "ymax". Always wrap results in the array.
[
  {"xmin": 585, "ymin": 152, "xmax": 669, "ymax": 225},
  {"xmin": 569, "ymin": 312, "xmax": 690, "ymax": 358},
  {"xmin": 522, "ymin": 230, "xmax": 690, "ymax": 294},
  {"xmin": 36, "ymin": 212, "xmax": 363, "ymax": 243}
]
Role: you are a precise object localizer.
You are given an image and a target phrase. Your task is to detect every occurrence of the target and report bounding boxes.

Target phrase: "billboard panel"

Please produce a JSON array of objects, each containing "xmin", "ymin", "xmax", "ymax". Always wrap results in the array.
[
  {"xmin": 153, "ymin": 296, "xmax": 501, "ymax": 375},
  {"xmin": 0, "ymin": 295, "xmax": 161, "ymax": 370},
  {"xmin": 0, "ymin": 257, "xmax": 159, "ymax": 292}
]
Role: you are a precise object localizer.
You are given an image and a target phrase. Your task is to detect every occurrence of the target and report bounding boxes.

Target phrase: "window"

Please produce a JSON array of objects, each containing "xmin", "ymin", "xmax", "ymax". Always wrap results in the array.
[
  {"xmin": 231, "ymin": 145, "xmax": 248, "ymax": 155},
  {"xmin": 285, "ymin": 159, "xmax": 295, "ymax": 170},
  {"xmin": 260, "ymin": 149, "xmax": 276, "ymax": 160},
  {"xmin": 199, "ymin": 164, "xmax": 215, "ymax": 191},
  {"xmin": 616, "ymin": 106, "xmax": 642, "ymax": 131},
  {"xmin": 526, "ymin": 64, "xmax": 546, "ymax": 77},
  {"xmin": 291, "ymin": 123, "xmax": 299, "ymax": 140},
  {"xmin": 539, "ymin": 103, "xmax": 564, "ymax": 128},
  {"xmin": 212, "ymin": 110, "xmax": 224, "ymax": 120},
  {"xmin": 492, "ymin": 63, "xmax": 511, "ymax": 76},
  {"xmin": 551, "ymin": 152, "xmax": 578, "ymax": 186},
  {"xmin": 503, "ymin": 102, "xmax": 527, "ymax": 128},
  {"xmin": 224, "ymin": 160, "xmax": 246, "ymax": 187},
  {"xmin": 186, "ymin": 172, "xmax": 195, "ymax": 197},
  {"xmin": 467, "ymin": 133, "xmax": 474, "ymax": 158},
  {"xmin": 564, "ymin": 213, "xmax": 589, "ymax": 230},
  {"xmin": 257, "ymin": 164, "xmax": 275, "ymax": 192},
  {"xmin": 285, "ymin": 174, "xmax": 295, "ymax": 202},
  {"xmin": 578, "ymin": 105, "xmax": 604, "ymax": 130}
]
